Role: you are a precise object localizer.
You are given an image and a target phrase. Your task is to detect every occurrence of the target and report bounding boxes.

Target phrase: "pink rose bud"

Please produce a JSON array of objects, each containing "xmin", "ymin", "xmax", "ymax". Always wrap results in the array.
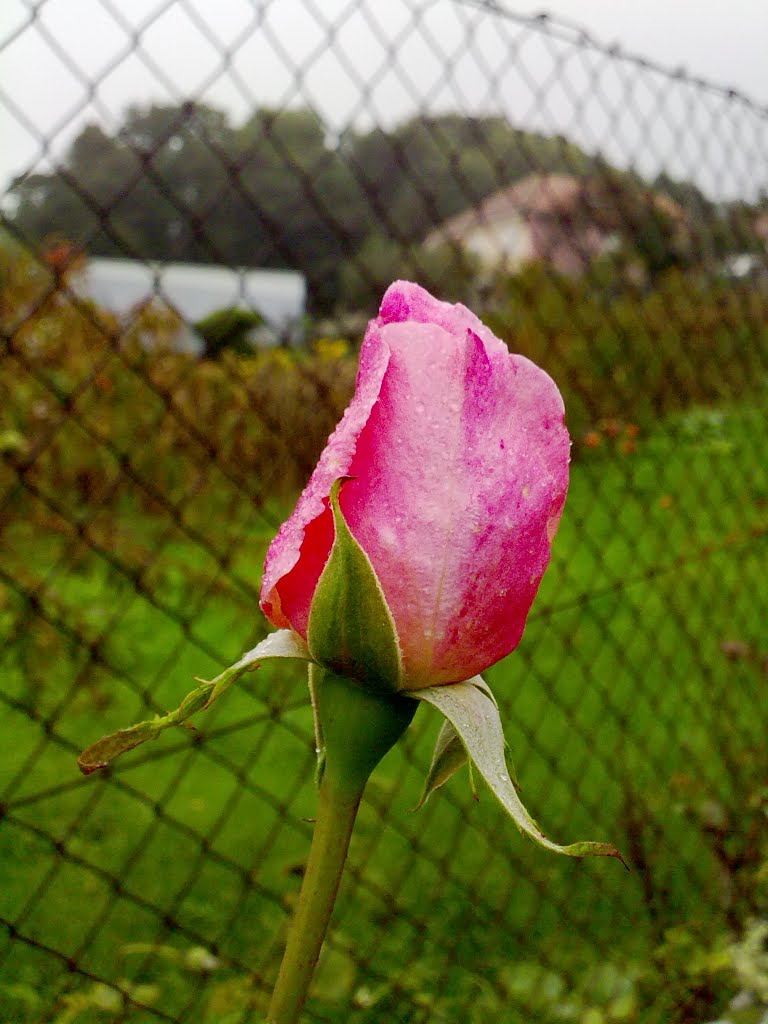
[{"xmin": 260, "ymin": 281, "xmax": 570, "ymax": 691}]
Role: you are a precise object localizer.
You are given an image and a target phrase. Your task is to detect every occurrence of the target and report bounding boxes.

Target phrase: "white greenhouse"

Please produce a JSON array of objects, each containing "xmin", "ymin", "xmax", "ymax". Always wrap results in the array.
[{"xmin": 74, "ymin": 258, "xmax": 306, "ymax": 352}]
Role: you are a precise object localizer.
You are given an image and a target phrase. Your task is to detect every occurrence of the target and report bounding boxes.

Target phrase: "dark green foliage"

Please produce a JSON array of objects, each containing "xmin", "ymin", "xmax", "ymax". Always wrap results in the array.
[
  {"xmin": 2, "ymin": 229, "xmax": 768, "ymax": 1023},
  {"xmin": 7, "ymin": 104, "xmax": 607, "ymax": 314},
  {"xmin": 0, "ymin": 233, "xmax": 357, "ymax": 516},
  {"xmin": 337, "ymin": 237, "xmax": 480, "ymax": 312},
  {"xmin": 339, "ymin": 114, "xmax": 597, "ymax": 241},
  {"xmin": 482, "ymin": 264, "xmax": 768, "ymax": 442},
  {"xmin": 11, "ymin": 102, "xmax": 765, "ymax": 319},
  {"xmin": 194, "ymin": 307, "xmax": 265, "ymax": 358}
]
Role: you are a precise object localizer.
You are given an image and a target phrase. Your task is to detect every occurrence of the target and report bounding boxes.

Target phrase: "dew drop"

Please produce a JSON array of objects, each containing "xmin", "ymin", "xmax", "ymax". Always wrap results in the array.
[{"xmin": 379, "ymin": 525, "xmax": 397, "ymax": 548}]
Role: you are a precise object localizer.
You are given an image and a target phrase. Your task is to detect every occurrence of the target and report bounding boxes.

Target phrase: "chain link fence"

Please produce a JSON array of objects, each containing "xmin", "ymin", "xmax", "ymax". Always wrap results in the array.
[{"xmin": 2, "ymin": 1, "xmax": 768, "ymax": 1021}]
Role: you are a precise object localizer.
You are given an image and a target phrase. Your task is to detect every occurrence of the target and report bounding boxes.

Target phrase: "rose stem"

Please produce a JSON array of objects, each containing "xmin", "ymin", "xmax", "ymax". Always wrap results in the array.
[
  {"xmin": 265, "ymin": 769, "xmax": 363, "ymax": 1024},
  {"xmin": 266, "ymin": 670, "xmax": 417, "ymax": 1024}
]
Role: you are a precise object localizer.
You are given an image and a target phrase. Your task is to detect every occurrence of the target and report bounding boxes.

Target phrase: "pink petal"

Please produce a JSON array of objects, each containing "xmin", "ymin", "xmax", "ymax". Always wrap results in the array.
[
  {"xmin": 260, "ymin": 281, "xmax": 570, "ymax": 689},
  {"xmin": 259, "ymin": 325, "xmax": 390, "ymax": 633},
  {"xmin": 342, "ymin": 316, "xmax": 569, "ymax": 688},
  {"xmin": 380, "ymin": 280, "xmax": 505, "ymax": 355}
]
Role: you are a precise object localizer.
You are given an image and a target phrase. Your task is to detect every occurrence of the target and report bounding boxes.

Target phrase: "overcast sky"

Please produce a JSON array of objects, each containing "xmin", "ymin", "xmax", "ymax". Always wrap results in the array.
[
  {"xmin": 2, "ymin": 0, "xmax": 767, "ymax": 200},
  {"xmin": 507, "ymin": 0, "xmax": 768, "ymax": 103}
]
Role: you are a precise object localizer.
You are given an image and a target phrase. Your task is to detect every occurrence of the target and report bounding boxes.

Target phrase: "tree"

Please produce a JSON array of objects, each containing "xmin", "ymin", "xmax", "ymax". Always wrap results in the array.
[
  {"xmin": 341, "ymin": 114, "xmax": 597, "ymax": 240},
  {"xmin": 194, "ymin": 307, "xmax": 265, "ymax": 358},
  {"xmin": 10, "ymin": 101, "xmax": 715, "ymax": 312},
  {"xmin": 337, "ymin": 236, "xmax": 479, "ymax": 312}
]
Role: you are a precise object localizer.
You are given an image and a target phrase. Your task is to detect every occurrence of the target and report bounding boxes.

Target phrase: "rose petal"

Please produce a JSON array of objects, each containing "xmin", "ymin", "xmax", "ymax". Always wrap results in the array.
[
  {"xmin": 260, "ymin": 281, "xmax": 570, "ymax": 690},
  {"xmin": 259, "ymin": 325, "xmax": 390, "ymax": 632},
  {"xmin": 340, "ymin": 315, "xmax": 568, "ymax": 688},
  {"xmin": 379, "ymin": 280, "xmax": 505, "ymax": 356}
]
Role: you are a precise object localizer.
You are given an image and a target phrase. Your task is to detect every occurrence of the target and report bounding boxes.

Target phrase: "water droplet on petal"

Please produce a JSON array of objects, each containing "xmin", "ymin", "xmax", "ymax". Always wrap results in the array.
[{"xmin": 379, "ymin": 525, "xmax": 397, "ymax": 548}]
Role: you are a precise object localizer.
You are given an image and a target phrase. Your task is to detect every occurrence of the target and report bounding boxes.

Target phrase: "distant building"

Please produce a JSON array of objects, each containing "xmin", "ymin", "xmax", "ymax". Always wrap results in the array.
[
  {"xmin": 425, "ymin": 172, "xmax": 687, "ymax": 277},
  {"xmin": 753, "ymin": 211, "xmax": 768, "ymax": 248},
  {"xmin": 73, "ymin": 257, "xmax": 306, "ymax": 351},
  {"xmin": 717, "ymin": 211, "xmax": 768, "ymax": 284}
]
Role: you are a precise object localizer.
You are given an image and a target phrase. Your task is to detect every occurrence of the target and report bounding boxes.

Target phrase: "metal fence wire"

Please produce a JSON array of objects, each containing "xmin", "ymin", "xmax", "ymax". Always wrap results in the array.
[{"xmin": 1, "ymin": 1, "xmax": 768, "ymax": 1022}]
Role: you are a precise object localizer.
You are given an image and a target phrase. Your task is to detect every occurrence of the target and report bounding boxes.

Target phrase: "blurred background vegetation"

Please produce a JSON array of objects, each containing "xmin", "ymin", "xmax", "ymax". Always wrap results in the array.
[
  {"xmin": 2, "ymin": 4, "xmax": 768, "ymax": 1023},
  {"xmin": 8, "ymin": 103, "xmax": 767, "ymax": 315}
]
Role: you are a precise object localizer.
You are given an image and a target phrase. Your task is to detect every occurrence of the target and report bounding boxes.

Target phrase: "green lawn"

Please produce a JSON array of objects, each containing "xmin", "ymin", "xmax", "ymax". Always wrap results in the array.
[{"xmin": 1, "ymin": 403, "xmax": 767, "ymax": 1024}]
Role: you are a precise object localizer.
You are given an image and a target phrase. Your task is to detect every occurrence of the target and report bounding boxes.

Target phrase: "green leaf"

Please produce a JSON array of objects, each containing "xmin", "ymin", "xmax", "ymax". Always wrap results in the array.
[
  {"xmin": 78, "ymin": 630, "xmax": 311, "ymax": 774},
  {"xmin": 204, "ymin": 629, "xmax": 311, "ymax": 707},
  {"xmin": 77, "ymin": 719, "xmax": 163, "ymax": 776},
  {"xmin": 414, "ymin": 719, "xmax": 468, "ymax": 810},
  {"xmin": 307, "ymin": 478, "xmax": 402, "ymax": 692},
  {"xmin": 409, "ymin": 677, "xmax": 627, "ymax": 864}
]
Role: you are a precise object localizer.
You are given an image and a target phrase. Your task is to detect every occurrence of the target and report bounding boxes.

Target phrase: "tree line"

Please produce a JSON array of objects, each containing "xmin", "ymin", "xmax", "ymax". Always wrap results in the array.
[{"xmin": 7, "ymin": 101, "xmax": 762, "ymax": 314}]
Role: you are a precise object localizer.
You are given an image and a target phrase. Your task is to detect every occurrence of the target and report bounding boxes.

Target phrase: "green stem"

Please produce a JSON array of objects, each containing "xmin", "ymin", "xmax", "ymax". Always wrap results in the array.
[
  {"xmin": 266, "ymin": 670, "xmax": 417, "ymax": 1024},
  {"xmin": 266, "ymin": 771, "xmax": 362, "ymax": 1024}
]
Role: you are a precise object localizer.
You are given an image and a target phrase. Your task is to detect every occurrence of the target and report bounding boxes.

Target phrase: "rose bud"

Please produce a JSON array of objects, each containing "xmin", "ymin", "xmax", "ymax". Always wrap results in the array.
[{"xmin": 260, "ymin": 281, "xmax": 570, "ymax": 692}]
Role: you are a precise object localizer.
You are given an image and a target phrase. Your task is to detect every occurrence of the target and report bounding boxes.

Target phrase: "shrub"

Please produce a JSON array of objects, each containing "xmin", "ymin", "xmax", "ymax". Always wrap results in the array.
[
  {"xmin": 3, "ymin": 235, "xmax": 766, "ymax": 529},
  {"xmin": 481, "ymin": 264, "xmax": 768, "ymax": 441},
  {"xmin": 194, "ymin": 306, "xmax": 266, "ymax": 358},
  {"xmin": 0, "ymin": 235, "xmax": 356, "ymax": 527}
]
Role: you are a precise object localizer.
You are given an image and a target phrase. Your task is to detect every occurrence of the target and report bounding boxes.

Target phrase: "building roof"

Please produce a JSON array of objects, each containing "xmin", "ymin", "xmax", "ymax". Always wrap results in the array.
[
  {"xmin": 753, "ymin": 211, "xmax": 768, "ymax": 241},
  {"xmin": 427, "ymin": 172, "xmax": 687, "ymax": 245}
]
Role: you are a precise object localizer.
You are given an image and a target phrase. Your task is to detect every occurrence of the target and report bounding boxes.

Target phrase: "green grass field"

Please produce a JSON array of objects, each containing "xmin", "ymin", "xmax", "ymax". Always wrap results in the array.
[{"xmin": 1, "ymin": 402, "xmax": 767, "ymax": 1024}]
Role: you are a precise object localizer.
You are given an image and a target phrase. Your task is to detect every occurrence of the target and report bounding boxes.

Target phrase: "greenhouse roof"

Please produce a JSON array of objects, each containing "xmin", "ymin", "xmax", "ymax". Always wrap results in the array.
[{"xmin": 75, "ymin": 258, "xmax": 306, "ymax": 329}]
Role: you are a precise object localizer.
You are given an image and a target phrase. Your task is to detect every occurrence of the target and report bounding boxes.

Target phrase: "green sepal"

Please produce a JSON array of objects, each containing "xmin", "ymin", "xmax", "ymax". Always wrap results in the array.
[
  {"xmin": 415, "ymin": 677, "xmax": 516, "ymax": 809},
  {"xmin": 409, "ymin": 677, "xmax": 626, "ymax": 865},
  {"xmin": 307, "ymin": 478, "xmax": 403, "ymax": 693},
  {"xmin": 77, "ymin": 630, "xmax": 311, "ymax": 774},
  {"xmin": 414, "ymin": 719, "xmax": 468, "ymax": 810}
]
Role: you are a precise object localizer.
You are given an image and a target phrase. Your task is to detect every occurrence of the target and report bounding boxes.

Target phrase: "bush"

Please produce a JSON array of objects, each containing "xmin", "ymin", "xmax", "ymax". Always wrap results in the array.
[
  {"xmin": 0, "ymin": 235, "xmax": 356, "ymax": 527},
  {"xmin": 3, "ymin": 235, "xmax": 767, "ymax": 529},
  {"xmin": 194, "ymin": 306, "xmax": 266, "ymax": 358},
  {"xmin": 481, "ymin": 264, "xmax": 768, "ymax": 442}
]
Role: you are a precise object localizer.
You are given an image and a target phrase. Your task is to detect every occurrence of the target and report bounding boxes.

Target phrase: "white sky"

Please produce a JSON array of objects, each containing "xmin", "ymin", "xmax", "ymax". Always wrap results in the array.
[{"xmin": 1, "ymin": 0, "xmax": 767, "ymax": 200}]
